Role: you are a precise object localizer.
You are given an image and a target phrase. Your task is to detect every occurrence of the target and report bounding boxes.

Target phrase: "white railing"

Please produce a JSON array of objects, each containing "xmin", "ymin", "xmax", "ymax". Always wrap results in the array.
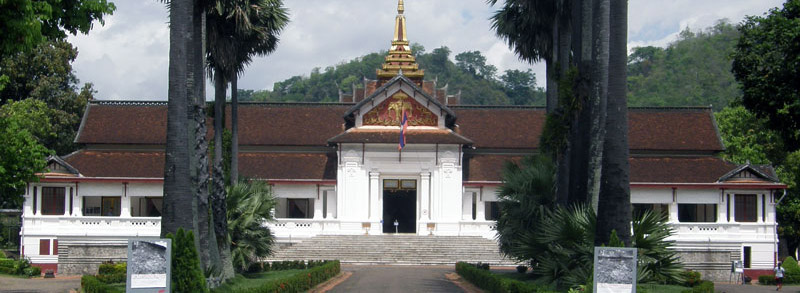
[
  {"xmin": 458, "ymin": 221, "xmax": 498, "ymax": 239},
  {"xmin": 668, "ymin": 222, "xmax": 776, "ymax": 240},
  {"xmin": 23, "ymin": 215, "xmax": 161, "ymax": 237}
]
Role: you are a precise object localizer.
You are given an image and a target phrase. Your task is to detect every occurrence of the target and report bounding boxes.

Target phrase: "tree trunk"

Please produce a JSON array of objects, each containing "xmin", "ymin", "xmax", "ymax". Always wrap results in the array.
[
  {"xmin": 567, "ymin": 0, "xmax": 593, "ymax": 206},
  {"xmin": 545, "ymin": 15, "xmax": 559, "ymax": 114},
  {"xmin": 212, "ymin": 72, "xmax": 234, "ymax": 279},
  {"xmin": 190, "ymin": 2, "xmax": 212, "ymax": 270},
  {"xmin": 597, "ymin": 0, "xmax": 631, "ymax": 247},
  {"xmin": 588, "ymin": 0, "xmax": 609, "ymax": 220},
  {"xmin": 231, "ymin": 77, "xmax": 239, "ymax": 184},
  {"xmin": 162, "ymin": 0, "xmax": 196, "ymax": 238}
]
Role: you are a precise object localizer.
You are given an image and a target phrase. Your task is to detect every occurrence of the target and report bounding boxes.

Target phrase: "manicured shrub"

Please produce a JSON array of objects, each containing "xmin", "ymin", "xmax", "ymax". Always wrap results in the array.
[
  {"xmin": 167, "ymin": 228, "xmax": 208, "ymax": 293},
  {"xmin": 680, "ymin": 270, "xmax": 702, "ymax": 287},
  {"xmin": 455, "ymin": 262, "xmax": 553, "ymax": 293},
  {"xmin": 0, "ymin": 259, "xmax": 14, "ymax": 268},
  {"xmin": 23, "ymin": 266, "xmax": 40, "ymax": 277},
  {"xmin": 680, "ymin": 280, "xmax": 714, "ymax": 293},
  {"xmin": 81, "ymin": 275, "xmax": 123, "ymax": 293},
  {"xmin": 782, "ymin": 257, "xmax": 800, "ymax": 284},
  {"xmin": 214, "ymin": 260, "xmax": 341, "ymax": 293},
  {"xmin": 98, "ymin": 262, "xmax": 126, "ymax": 275},
  {"xmin": 759, "ymin": 274, "xmax": 776, "ymax": 285}
]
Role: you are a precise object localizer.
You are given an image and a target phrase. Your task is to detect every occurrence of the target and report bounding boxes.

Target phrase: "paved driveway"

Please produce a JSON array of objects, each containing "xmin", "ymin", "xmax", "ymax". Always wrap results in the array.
[
  {"xmin": 329, "ymin": 265, "xmax": 463, "ymax": 293},
  {"xmin": 0, "ymin": 275, "xmax": 81, "ymax": 293},
  {"xmin": 715, "ymin": 283, "xmax": 800, "ymax": 293}
]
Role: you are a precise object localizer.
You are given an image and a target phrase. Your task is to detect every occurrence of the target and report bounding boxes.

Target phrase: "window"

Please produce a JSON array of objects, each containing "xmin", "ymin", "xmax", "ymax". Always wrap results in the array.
[
  {"xmin": 678, "ymin": 204, "xmax": 716, "ymax": 222},
  {"xmin": 287, "ymin": 199, "xmax": 311, "ymax": 219},
  {"xmin": 735, "ymin": 194, "xmax": 757, "ymax": 222},
  {"xmin": 41, "ymin": 187, "xmax": 65, "ymax": 215},
  {"xmin": 83, "ymin": 196, "xmax": 121, "ymax": 217},
  {"xmin": 131, "ymin": 197, "xmax": 163, "ymax": 217},
  {"xmin": 743, "ymin": 246, "xmax": 751, "ymax": 268},
  {"xmin": 39, "ymin": 239, "xmax": 50, "ymax": 255},
  {"xmin": 485, "ymin": 201, "xmax": 501, "ymax": 221},
  {"xmin": 632, "ymin": 204, "xmax": 669, "ymax": 220}
]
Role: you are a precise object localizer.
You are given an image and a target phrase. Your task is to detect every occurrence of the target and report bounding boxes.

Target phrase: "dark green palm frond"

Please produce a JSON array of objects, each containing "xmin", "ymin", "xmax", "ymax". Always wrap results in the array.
[
  {"xmin": 226, "ymin": 180, "xmax": 276, "ymax": 273},
  {"xmin": 632, "ymin": 210, "xmax": 684, "ymax": 284}
]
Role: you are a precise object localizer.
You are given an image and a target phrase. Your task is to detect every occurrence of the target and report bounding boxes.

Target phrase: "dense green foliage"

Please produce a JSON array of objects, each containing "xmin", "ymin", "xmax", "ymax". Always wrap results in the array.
[
  {"xmin": 455, "ymin": 262, "xmax": 554, "ymax": 293},
  {"xmin": 0, "ymin": 40, "xmax": 94, "ymax": 155},
  {"xmin": 732, "ymin": 0, "xmax": 800, "ymax": 151},
  {"xmin": 226, "ymin": 180, "xmax": 276, "ymax": 273},
  {"xmin": 0, "ymin": 99, "xmax": 51, "ymax": 208},
  {"xmin": 627, "ymin": 21, "xmax": 741, "ymax": 111},
  {"xmin": 211, "ymin": 260, "xmax": 340, "ymax": 293},
  {"xmin": 81, "ymin": 274, "xmax": 123, "ymax": 293},
  {"xmin": 0, "ymin": 257, "xmax": 39, "ymax": 277},
  {"xmin": 96, "ymin": 262, "xmax": 127, "ymax": 284},
  {"xmin": 496, "ymin": 155, "xmax": 683, "ymax": 290},
  {"xmin": 167, "ymin": 229, "xmax": 208, "ymax": 293},
  {"xmin": 238, "ymin": 45, "xmax": 545, "ymax": 105},
  {"xmin": 0, "ymin": 0, "xmax": 115, "ymax": 59}
]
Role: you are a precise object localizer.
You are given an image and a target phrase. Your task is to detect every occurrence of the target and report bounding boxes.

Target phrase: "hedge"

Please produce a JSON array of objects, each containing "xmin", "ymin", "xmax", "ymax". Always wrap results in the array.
[
  {"xmin": 0, "ymin": 258, "xmax": 14, "ymax": 268},
  {"xmin": 680, "ymin": 280, "xmax": 714, "ymax": 293},
  {"xmin": 759, "ymin": 275, "xmax": 776, "ymax": 285},
  {"xmin": 81, "ymin": 275, "xmax": 124, "ymax": 293},
  {"xmin": 0, "ymin": 258, "xmax": 39, "ymax": 277},
  {"xmin": 455, "ymin": 262, "xmax": 553, "ymax": 293},
  {"xmin": 213, "ymin": 260, "xmax": 341, "ymax": 293}
]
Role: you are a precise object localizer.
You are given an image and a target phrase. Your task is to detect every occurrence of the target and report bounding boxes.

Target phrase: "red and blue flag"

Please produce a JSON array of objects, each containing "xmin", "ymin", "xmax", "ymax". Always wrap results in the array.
[{"xmin": 398, "ymin": 110, "xmax": 408, "ymax": 150}]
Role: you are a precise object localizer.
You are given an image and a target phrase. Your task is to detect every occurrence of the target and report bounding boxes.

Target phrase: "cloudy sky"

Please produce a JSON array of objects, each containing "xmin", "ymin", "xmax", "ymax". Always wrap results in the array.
[{"xmin": 66, "ymin": 0, "xmax": 784, "ymax": 101}]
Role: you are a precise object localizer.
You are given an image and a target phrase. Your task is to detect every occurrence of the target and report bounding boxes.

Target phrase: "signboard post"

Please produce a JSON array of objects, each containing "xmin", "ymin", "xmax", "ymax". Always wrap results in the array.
[
  {"xmin": 127, "ymin": 238, "xmax": 172, "ymax": 293},
  {"xmin": 593, "ymin": 247, "xmax": 638, "ymax": 293}
]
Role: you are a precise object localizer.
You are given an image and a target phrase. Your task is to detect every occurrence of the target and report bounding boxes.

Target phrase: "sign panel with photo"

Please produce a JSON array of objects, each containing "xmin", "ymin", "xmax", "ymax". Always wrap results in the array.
[
  {"xmin": 593, "ymin": 247, "xmax": 638, "ymax": 293},
  {"xmin": 127, "ymin": 238, "xmax": 171, "ymax": 293}
]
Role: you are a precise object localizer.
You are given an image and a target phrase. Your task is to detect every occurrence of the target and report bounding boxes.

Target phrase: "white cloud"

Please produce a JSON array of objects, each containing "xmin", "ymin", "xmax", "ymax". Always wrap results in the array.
[{"xmin": 67, "ymin": 0, "xmax": 783, "ymax": 101}]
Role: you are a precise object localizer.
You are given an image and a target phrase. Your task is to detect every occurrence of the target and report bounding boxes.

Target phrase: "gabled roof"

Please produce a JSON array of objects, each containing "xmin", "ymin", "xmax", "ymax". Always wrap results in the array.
[
  {"xmin": 43, "ymin": 155, "xmax": 81, "ymax": 176},
  {"xmin": 717, "ymin": 163, "xmax": 780, "ymax": 183},
  {"xmin": 343, "ymin": 75, "xmax": 456, "ymax": 120}
]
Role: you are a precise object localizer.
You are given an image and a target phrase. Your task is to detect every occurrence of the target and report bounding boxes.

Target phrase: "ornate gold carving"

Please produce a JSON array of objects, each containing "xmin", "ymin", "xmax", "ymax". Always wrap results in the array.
[{"xmin": 362, "ymin": 92, "xmax": 438, "ymax": 126}]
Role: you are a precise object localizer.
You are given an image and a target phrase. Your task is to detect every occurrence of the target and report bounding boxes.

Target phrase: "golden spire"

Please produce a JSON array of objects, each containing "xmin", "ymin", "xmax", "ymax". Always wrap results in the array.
[{"xmin": 378, "ymin": 0, "xmax": 424, "ymax": 81}]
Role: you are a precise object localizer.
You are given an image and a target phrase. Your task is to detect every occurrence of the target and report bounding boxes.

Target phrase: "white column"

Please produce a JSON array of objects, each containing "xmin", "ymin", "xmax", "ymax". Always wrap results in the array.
[
  {"xmin": 313, "ymin": 187, "xmax": 323, "ymax": 220},
  {"xmin": 369, "ymin": 172, "xmax": 381, "ymax": 221},
  {"xmin": 669, "ymin": 202, "xmax": 679, "ymax": 223},
  {"xmin": 63, "ymin": 187, "xmax": 70, "ymax": 216},
  {"xmin": 72, "ymin": 185, "xmax": 82, "ymax": 216},
  {"xmin": 23, "ymin": 185, "xmax": 33, "ymax": 216},
  {"xmin": 757, "ymin": 194, "xmax": 763, "ymax": 223},
  {"xmin": 420, "ymin": 172, "xmax": 431, "ymax": 220},
  {"xmin": 120, "ymin": 184, "xmax": 131, "ymax": 218},
  {"xmin": 35, "ymin": 186, "xmax": 41, "ymax": 215},
  {"xmin": 729, "ymin": 194, "xmax": 736, "ymax": 222},
  {"xmin": 477, "ymin": 189, "xmax": 486, "ymax": 221}
]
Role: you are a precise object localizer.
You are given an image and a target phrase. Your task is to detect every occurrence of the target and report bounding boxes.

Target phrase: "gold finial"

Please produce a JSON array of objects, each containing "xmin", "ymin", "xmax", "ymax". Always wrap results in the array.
[{"xmin": 398, "ymin": 0, "xmax": 404, "ymax": 14}]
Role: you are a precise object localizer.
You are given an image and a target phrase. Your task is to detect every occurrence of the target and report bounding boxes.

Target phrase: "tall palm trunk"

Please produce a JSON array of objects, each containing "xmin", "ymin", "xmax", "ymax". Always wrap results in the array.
[
  {"xmin": 162, "ymin": 0, "xmax": 198, "ymax": 238},
  {"xmin": 212, "ymin": 72, "xmax": 234, "ymax": 279},
  {"xmin": 588, "ymin": 0, "xmax": 609, "ymax": 217},
  {"xmin": 231, "ymin": 77, "xmax": 239, "ymax": 183},
  {"xmin": 568, "ymin": 0, "xmax": 593, "ymax": 205},
  {"xmin": 597, "ymin": 0, "xmax": 631, "ymax": 246}
]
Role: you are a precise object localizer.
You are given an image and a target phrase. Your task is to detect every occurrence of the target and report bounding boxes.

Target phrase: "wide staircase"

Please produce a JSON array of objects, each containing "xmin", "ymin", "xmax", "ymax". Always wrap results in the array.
[{"xmin": 266, "ymin": 235, "xmax": 519, "ymax": 266}]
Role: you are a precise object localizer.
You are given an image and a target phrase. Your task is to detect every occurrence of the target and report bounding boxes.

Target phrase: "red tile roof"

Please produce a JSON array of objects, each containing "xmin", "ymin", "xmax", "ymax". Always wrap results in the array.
[
  {"xmin": 64, "ymin": 150, "xmax": 335, "ymax": 180},
  {"xmin": 75, "ymin": 102, "xmax": 723, "ymax": 152},
  {"xmin": 328, "ymin": 129, "xmax": 473, "ymax": 145},
  {"xmin": 629, "ymin": 156, "xmax": 735, "ymax": 183},
  {"xmin": 463, "ymin": 155, "xmax": 524, "ymax": 182}
]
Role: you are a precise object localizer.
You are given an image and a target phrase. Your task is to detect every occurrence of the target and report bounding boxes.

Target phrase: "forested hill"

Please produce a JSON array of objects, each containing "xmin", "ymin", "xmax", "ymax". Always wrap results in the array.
[
  {"xmin": 627, "ymin": 20, "xmax": 741, "ymax": 111},
  {"xmin": 239, "ymin": 45, "xmax": 546, "ymax": 106},
  {"xmin": 241, "ymin": 20, "xmax": 740, "ymax": 109}
]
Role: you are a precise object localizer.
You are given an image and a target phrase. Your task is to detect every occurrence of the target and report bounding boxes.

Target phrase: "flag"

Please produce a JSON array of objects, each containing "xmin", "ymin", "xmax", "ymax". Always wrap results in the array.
[{"xmin": 398, "ymin": 110, "xmax": 408, "ymax": 150}]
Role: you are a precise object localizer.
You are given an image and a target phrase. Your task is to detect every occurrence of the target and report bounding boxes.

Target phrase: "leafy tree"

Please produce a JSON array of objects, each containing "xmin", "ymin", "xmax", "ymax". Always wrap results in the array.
[
  {"xmin": 732, "ymin": 0, "xmax": 800, "ymax": 151},
  {"xmin": 226, "ymin": 180, "xmax": 276, "ymax": 273},
  {"xmin": 0, "ymin": 0, "xmax": 115, "ymax": 58},
  {"xmin": 716, "ymin": 106, "xmax": 785, "ymax": 165},
  {"xmin": 167, "ymin": 229, "xmax": 208, "ymax": 293},
  {"xmin": 628, "ymin": 21, "xmax": 741, "ymax": 110},
  {"xmin": 500, "ymin": 69, "xmax": 545, "ymax": 105},
  {"xmin": 0, "ymin": 99, "xmax": 52, "ymax": 208},
  {"xmin": 455, "ymin": 51, "xmax": 497, "ymax": 79},
  {"xmin": 0, "ymin": 40, "xmax": 93, "ymax": 155}
]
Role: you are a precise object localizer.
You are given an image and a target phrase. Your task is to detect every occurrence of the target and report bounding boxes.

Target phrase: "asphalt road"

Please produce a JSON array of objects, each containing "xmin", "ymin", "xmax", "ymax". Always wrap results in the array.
[
  {"xmin": 329, "ymin": 265, "xmax": 464, "ymax": 293},
  {"xmin": 0, "ymin": 275, "xmax": 81, "ymax": 293}
]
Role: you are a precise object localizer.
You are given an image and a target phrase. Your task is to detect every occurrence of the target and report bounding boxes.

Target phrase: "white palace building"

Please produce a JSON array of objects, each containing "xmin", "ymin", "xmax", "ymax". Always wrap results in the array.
[{"xmin": 20, "ymin": 1, "xmax": 786, "ymax": 280}]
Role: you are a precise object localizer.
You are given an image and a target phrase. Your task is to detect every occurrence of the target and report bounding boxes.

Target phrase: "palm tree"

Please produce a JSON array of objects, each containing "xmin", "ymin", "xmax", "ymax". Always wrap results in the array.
[
  {"xmin": 226, "ymin": 180, "xmax": 277, "ymax": 273},
  {"xmin": 596, "ymin": 0, "xmax": 631, "ymax": 246},
  {"xmin": 162, "ymin": 0, "xmax": 201, "ymax": 238},
  {"xmin": 206, "ymin": 0, "xmax": 289, "ymax": 279}
]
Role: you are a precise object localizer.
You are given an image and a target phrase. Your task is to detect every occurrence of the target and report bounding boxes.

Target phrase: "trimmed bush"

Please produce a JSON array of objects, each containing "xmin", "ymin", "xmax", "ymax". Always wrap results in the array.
[
  {"xmin": 81, "ymin": 275, "xmax": 124, "ymax": 293},
  {"xmin": 455, "ymin": 262, "xmax": 553, "ymax": 293},
  {"xmin": 680, "ymin": 270, "xmax": 702, "ymax": 287},
  {"xmin": 782, "ymin": 257, "xmax": 800, "ymax": 283},
  {"xmin": 167, "ymin": 229, "xmax": 208, "ymax": 293},
  {"xmin": 0, "ymin": 258, "xmax": 14, "ymax": 268},
  {"xmin": 516, "ymin": 265, "xmax": 528, "ymax": 273},
  {"xmin": 759, "ymin": 275, "xmax": 776, "ymax": 285},
  {"xmin": 213, "ymin": 260, "xmax": 341, "ymax": 293},
  {"xmin": 98, "ymin": 262, "xmax": 126, "ymax": 275},
  {"xmin": 23, "ymin": 266, "xmax": 40, "ymax": 277}
]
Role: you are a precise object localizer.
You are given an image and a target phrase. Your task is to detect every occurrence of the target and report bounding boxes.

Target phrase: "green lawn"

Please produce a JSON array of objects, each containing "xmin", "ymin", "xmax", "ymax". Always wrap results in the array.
[
  {"xmin": 491, "ymin": 270, "xmax": 692, "ymax": 293},
  {"xmin": 211, "ymin": 269, "xmax": 304, "ymax": 293}
]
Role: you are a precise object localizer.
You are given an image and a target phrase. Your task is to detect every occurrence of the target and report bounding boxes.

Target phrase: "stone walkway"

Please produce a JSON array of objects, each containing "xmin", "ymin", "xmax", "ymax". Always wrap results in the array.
[
  {"xmin": 0, "ymin": 275, "xmax": 81, "ymax": 293},
  {"xmin": 328, "ymin": 265, "xmax": 464, "ymax": 293}
]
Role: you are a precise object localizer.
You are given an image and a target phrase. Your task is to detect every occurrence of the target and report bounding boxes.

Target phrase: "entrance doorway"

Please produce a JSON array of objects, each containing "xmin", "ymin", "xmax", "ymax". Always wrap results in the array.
[{"xmin": 382, "ymin": 179, "xmax": 416, "ymax": 233}]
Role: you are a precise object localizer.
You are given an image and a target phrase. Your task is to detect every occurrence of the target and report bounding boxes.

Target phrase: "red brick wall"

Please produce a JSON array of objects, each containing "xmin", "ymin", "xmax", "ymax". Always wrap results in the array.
[
  {"xmin": 31, "ymin": 263, "xmax": 57, "ymax": 275},
  {"xmin": 745, "ymin": 269, "xmax": 773, "ymax": 282}
]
